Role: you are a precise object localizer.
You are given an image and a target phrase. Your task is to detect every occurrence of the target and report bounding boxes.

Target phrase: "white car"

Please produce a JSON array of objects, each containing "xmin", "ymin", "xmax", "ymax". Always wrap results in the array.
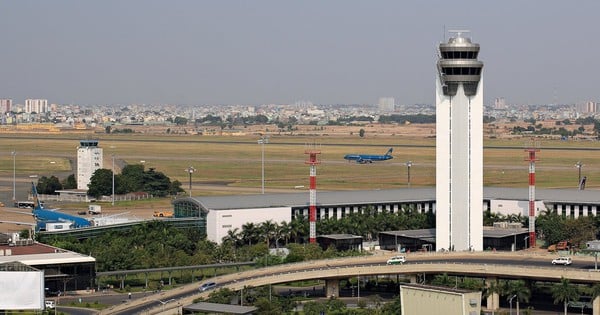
[
  {"xmin": 45, "ymin": 300, "xmax": 55, "ymax": 309},
  {"xmin": 386, "ymin": 255, "xmax": 406, "ymax": 265},
  {"xmin": 552, "ymin": 256, "xmax": 572, "ymax": 265}
]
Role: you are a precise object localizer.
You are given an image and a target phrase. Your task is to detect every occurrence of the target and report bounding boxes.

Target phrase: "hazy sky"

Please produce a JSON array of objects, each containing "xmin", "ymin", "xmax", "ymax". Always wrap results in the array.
[{"xmin": 1, "ymin": 1, "xmax": 599, "ymax": 106}]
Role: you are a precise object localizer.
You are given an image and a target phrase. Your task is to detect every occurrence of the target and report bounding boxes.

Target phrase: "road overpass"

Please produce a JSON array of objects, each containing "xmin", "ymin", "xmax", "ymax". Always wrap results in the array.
[{"xmin": 100, "ymin": 251, "xmax": 600, "ymax": 315}]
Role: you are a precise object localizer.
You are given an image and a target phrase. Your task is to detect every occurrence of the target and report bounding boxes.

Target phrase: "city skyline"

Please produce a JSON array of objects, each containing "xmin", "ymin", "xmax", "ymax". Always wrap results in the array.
[{"xmin": 1, "ymin": 1, "xmax": 599, "ymax": 106}]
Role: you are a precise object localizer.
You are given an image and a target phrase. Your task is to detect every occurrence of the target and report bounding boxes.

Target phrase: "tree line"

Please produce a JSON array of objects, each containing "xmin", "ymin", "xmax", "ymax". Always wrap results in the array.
[{"xmin": 35, "ymin": 164, "xmax": 184, "ymax": 198}]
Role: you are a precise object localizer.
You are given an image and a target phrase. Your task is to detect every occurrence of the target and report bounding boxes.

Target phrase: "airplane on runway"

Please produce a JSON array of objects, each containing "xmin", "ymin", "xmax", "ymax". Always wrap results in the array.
[{"xmin": 343, "ymin": 148, "xmax": 394, "ymax": 164}]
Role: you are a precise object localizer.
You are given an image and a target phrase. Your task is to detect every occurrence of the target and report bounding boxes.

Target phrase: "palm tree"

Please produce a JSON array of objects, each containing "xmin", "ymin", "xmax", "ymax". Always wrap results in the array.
[
  {"xmin": 277, "ymin": 221, "xmax": 291, "ymax": 247},
  {"xmin": 484, "ymin": 279, "xmax": 503, "ymax": 314},
  {"xmin": 505, "ymin": 280, "xmax": 530, "ymax": 315},
  {"xmin": 551, "ymin": 277, "xmax": 580, "ymax": 315},
  {"xmin": 587, "ymin": 283, "xmax": 600, "ymax": 312},
  {"xmin": 222, "ymin": 228, "xmax": 240, "ymax": 247},
  {"xmin": 260, "ymin": 220, "xmax": 277, "ymax": 248},
  {"xmin": 241, "ymin": 222, "xmax": 259, "ymax": 246}
]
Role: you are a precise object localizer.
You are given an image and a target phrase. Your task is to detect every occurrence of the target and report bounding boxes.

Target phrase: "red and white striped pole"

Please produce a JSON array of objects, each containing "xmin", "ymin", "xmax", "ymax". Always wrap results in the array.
[
  {"xmin": 525, "ymin": 147, "xmax": 539, "ymax": 248},
  {"xmin": 305, "ymin": 147, "xmax": 321, "ymax": 243}
]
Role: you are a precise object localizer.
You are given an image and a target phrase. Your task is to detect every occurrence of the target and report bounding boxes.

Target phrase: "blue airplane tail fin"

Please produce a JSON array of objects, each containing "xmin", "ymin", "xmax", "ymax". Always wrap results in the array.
[
  {"xmin": 31, "ymin": 182, "xmax": 43, "ymax": 210},
  {"xmin": 385, "ymin": 148, "xmax": 393, "ymax": 156}
]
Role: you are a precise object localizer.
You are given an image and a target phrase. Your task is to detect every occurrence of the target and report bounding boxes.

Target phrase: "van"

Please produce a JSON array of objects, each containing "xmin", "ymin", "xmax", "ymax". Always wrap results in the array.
[
  {"xmin": 386, "ymin": 255, "xmax": 406, "ymax": 265},
  {"xmin": 551, "ymin": 256, "xmax": 572, "ymax": 265}
]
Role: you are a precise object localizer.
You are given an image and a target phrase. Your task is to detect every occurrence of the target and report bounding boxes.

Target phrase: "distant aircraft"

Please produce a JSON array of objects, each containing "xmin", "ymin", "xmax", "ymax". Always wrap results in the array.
[
  {"xmin": 343, "ymin": 148, "xmax": 394, "ymax": 164},
  {"xmin": 30, "ymin": 182, "xmax": 91, "ymax": 230}
]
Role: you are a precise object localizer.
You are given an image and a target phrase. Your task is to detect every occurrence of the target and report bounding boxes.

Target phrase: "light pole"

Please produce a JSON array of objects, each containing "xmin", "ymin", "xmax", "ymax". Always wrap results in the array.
[
  {"xmin": 406, "ymin": 161, "xmax": 412, "ymax": 187},
  {"xmin": 258, "ymin": 136, "xmax": 269, "ymax": 194},
  {"xmin": 576, "ymin": 161, "xmax": 583, "ymax": 187},
  {"xmin": 186, "ymin": 166, "xmax": 196, "ymax": 197},
  {"xmin": 112, "ymin": 154, "xmax": 115, "ymax": 206},
  {"xmin": 11, "ymin": 151, "xmax": 16, "ymax": 202},
  {"xmin": 509, "ymin": 294, "xmax": 516, "ymax": 315}
]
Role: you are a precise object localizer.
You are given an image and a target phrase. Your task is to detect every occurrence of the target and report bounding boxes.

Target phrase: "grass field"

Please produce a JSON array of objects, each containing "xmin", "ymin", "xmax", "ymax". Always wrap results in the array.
[{"xmin": 1, "ymin": 133, "xmax": 600, "ymax": 197}]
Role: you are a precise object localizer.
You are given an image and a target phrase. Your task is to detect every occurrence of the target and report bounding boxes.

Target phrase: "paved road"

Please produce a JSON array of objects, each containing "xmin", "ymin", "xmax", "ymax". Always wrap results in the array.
[{"xmin": 98, "ymin": 252, "xmax": 599, "ymax": 314}]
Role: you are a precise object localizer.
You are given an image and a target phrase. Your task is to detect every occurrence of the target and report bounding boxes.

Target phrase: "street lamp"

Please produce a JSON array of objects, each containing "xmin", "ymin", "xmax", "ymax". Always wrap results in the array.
[
  {"xmin": 112, "ymin": 154, "xmax": 115, "ymax": 206},
  {"xmin": 186, "ymin": 166, "xmax": 196, "ymax": 197},
  {"xmin": 11, "ymin": 151, "xmax": 16, "ymax": 202},
  {"xmin": 258, "ymin": 136, "xmax": 269, "ymax": 194},
  {"xmin": 576, "ymin": 161, "xmax": 583, "ymax": 188},
  {"xmin": 509, "ymin": 294, "xmax": 517, "ymax": 315},
  {"xmin": 406, "ymin": 161, "xmax": 413, "ymax": 187}
]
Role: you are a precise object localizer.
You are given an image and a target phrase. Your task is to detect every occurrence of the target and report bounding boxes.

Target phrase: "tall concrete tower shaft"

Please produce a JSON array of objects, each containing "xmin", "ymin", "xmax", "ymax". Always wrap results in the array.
[{"xmin": 435, "ymin": 32, "xmax": 484, "ymax": 251}]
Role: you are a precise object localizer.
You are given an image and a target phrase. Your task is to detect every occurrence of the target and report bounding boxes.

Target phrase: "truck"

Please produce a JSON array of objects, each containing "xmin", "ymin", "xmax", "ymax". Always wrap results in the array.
[
  {"xmin": 153, "ymin": 211, "xmax": 174, "ymax": 218},
  {"xmin": 88, "ymin": 205, "xmax": 102, "ymax": 215}
]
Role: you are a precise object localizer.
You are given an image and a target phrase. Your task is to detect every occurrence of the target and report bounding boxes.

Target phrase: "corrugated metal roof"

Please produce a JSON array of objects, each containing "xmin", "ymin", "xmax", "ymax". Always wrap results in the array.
[
  {"xmin": 182, "ymin": 187, "xmax": 600, "ymax": 210},
  {"xmin": 0, "ymin": 252, "xmax": 95, "ymax": 265}
]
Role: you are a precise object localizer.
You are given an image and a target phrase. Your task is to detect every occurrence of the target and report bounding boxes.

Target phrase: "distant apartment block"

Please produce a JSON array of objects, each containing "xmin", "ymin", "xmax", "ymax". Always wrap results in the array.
[
  {"xmin": 77, "ymin": 140, "xmax": 103, "ymax": 190},
  {"xmin": 0, "ymin": 99, "xmax": 12, "ymax": 113},
  {"xmin": 25, "ymin": 99, "xmax": 48, "ymax": 114},
  {"xmin": 577, "ymin": 101, "xmax": 597, "ymax": 114},
  {"xmin": 494, "ymin": 97, "xmax": 506, "ymax": 110},
  {"xmin": 378, "ymin": 97, "xmax": 395, "ymax": 112}
]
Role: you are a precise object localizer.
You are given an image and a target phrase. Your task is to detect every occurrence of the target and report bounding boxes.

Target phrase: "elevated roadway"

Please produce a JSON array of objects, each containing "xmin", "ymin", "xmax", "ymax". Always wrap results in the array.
[{"xmin": 100, "ymin": 251, "xmax": 600, "ymax": 315}]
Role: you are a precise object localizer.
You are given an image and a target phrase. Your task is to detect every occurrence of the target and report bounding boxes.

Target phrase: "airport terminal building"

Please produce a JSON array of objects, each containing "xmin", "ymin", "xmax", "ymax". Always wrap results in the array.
[{"xmin": 172, "ymin": 187, "xmax": 600, "ymax": 244}]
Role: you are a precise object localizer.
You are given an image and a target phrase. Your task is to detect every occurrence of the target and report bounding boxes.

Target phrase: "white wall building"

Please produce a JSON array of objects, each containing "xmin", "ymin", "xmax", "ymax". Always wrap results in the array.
[
  {"xmin": 207, "ymin": 207, "xmax": 291, "ymax": 243},
  {"xmin": 24, "ymin": 99, "xmax": 48, "ymax": 114},
  {"xmin": 77, "ymin": 140, "xmax": 103, "ymax": 190},
  {"xmin": 378, "ymin": 97, "xmax": 395, "ymax": 112},
  {"xmin": 435, "ymin": 32, "xmax": 484, "ymax": 251}
]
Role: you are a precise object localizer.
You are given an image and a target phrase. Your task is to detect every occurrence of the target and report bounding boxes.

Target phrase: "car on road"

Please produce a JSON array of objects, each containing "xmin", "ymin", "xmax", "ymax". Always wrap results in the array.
[
  {"xmin": 386, "ymin": 255, "xmax": 406, "ymax": 265},
  {"xmin": 551, "ymin": 256, "xmax": 572, "ymax": 265},
  {"xmin": 199, "ymin": 281, "xmax": 217, "ymax": 292}
]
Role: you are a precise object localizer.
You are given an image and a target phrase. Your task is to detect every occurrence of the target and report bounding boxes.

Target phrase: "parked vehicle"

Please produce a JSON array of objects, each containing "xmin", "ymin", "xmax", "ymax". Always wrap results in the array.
[
  {"xmin": 153, "ymin": 211, "xmax": 174, "ymax": 218},
  {"xmin": 551, "ymin": 256, "xmax": 572, "ymax": 265},
  {"xmin": 88, "ymin": 204, "xmax": 102, "ymax": 215},
  {"xmin": 386, "ymin": 255, "xmax": 406, "ymax": 265}
]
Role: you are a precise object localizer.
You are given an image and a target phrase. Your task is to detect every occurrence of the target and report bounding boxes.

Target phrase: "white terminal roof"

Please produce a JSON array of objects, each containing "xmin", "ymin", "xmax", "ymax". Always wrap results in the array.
[
  {"xmin": 188, "ymin": 187, "xmax": 600, "ymax": 210},
  {"xmin": 0, "ymin": 252, "xmax": 95, "ymax": 265}
]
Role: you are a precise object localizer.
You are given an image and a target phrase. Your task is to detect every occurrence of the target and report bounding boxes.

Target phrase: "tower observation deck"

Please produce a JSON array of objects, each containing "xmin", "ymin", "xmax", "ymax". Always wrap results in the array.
[{"xmin": 437, "ymin": 31, "xmax": 483, "ymax": 96}]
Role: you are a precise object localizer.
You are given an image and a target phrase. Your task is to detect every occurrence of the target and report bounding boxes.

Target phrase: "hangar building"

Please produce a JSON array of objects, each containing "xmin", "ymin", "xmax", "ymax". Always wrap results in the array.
[{"xmin": 172, "ymin": 187, "xmax": 600, "ymax": 244}]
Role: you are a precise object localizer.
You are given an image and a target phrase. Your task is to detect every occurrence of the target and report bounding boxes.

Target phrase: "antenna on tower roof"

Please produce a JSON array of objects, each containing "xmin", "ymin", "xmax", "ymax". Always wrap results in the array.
[{"xmin": 448, "ymin": 29, "xmax": 471, "ymax": 38}]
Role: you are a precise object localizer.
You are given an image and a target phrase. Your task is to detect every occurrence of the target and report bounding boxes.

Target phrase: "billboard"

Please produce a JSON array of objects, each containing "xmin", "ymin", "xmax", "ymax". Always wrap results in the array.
[{"xmin": 0, "ymin": 270, "xmax": 44, "ymax": 310}]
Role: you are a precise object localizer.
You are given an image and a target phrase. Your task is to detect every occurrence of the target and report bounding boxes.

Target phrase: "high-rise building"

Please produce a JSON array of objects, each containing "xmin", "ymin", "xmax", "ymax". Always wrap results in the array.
[
  {"xmin": 77, "ymin": 140, "xmax": 103, "ymax": 190},
  {"xmin": 435, "ymin": 32, "xmax": 484, "ymax": 251},
  {"xmin": 25, "ymin": 99, "xmax": 48, "ymax": 114},
  {"xmin": 577, "ymin": 101, "xmax": 597, "ymax": 114},
  {"xmin": 0, "ymin": 99, "xmax": 12, "ymax": 113},
  {"xmin": 494, "ymin": 97, "xmax": 506, "ymax": 110},
  {"xmin": 378, "ymin": 97, "xmax": 395, "ymax": 112}
]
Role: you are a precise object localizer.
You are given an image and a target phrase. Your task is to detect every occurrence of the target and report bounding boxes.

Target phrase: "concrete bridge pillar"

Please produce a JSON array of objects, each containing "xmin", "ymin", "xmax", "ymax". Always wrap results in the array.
[
  {"xmin": 409, "ymin": 274, "xmax": 417, "ymax": 284},
  {"xmin": 593, "ymin": 296, "xmax": 600, "ymax": 315},
  {"xmin": 325, "ymin": 279, "xmax": 340, "ymax": 298},
  {"xmin": 485, "ymin": 277, "xmax": 499, "ymax": 312}
]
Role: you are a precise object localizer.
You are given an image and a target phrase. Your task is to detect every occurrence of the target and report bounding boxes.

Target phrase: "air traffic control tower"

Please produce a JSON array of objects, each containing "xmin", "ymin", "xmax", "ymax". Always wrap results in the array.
[{"xmin": 435, "ymin": 31, "xmax": 484, "ymax": 252}]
